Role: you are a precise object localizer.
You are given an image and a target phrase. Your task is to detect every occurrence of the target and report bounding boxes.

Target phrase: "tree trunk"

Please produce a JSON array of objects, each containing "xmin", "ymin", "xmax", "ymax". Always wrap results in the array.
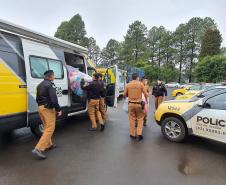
[
  {"xmin": 178, "ymin": 40, "xmax": 183, "ymax": 83},
  {"xmin": 189, "ymin": 32, "xmax": 195, "ymax": 83}
]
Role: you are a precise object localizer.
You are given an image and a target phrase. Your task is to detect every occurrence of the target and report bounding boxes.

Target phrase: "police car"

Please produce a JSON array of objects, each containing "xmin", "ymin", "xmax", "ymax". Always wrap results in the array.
[{"xmin": 155, "ymin": 89, "xmax": 226, "ymax": 143}]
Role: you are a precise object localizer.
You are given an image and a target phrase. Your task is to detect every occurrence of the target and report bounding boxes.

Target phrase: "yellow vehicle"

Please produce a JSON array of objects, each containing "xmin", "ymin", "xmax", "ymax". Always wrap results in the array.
[
  {"xmin": 171, "ymin": 85, "xmax": 192, "ymax": 97},
  {"xmin": 175, "ymin": 85, "xmax": 218, "ymax": 100},
  {"xmin": 97, "ymin": 66, "xmax": 127, "ymax": 96},
  {"xmin": 175, "ymin": 90, "xmax": 201, "ymax": 100},
  {"xmin": 155, "ymin": 89, "xmax": 226, "ymax": 143},
  {"xmin": 172, "ymin": 85, "xmax": 204, "ymax": 97}
]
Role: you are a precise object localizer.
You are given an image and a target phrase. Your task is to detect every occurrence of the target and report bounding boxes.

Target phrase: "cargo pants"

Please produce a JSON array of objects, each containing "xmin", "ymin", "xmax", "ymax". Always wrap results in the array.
[
  {"xmin": 88, "ymin": 99, "xmax": 104, "ymax": 128},
  {"xmin": 128, "ymin": 103, "xmax": 145, "ymax": 136},
  {"xmin": 155, "ymin": 96, "xmax": 163, "ymax": 109},
  {"xmin": 35, "ymin": 105, "xmax": 56, "ymax": 151},
  {"xmin": 99, "ymin": 97, "xmax": 106, "ymax": 122}
]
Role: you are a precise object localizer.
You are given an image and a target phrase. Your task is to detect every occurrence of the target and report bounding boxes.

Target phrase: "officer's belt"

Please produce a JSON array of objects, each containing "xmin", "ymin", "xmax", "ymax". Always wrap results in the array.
[{"xmin": 129, "ymin": 101, "xmax": 141, "ymax": 104}]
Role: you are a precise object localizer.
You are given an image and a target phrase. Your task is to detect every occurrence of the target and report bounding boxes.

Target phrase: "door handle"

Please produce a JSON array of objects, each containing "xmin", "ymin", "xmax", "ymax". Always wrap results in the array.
[
  {"xmin": 62, "ymin": 90, "xmax": 68, "ymax": 95},
  {"xmin": 19, "ymin": 85, "xmax": 27, "ymax": 88}
]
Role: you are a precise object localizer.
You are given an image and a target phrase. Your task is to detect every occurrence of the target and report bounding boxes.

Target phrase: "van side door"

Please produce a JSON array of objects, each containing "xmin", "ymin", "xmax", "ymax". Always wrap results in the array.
[
  {"xmin": 105, "ymin": 65, "xmax": 119, "ymax": 107},
  {"xmin": 22, "ymin": 39, "xmax": 69, "ymax": 119}
]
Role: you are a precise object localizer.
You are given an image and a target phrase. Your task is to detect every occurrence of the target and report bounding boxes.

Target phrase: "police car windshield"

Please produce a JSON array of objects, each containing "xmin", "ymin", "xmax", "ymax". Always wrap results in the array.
[{"xmin": 196, "ymin": 88, "xmax": 224, "ymax": 98}]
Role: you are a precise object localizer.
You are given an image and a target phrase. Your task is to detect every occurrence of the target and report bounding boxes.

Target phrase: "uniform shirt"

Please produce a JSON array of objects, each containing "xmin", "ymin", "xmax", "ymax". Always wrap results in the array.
[
  {"xmin": 144, "ymin": 84, "xmax": 150, "ymax": 94},
  {"xmin": 124, "ymin": 80, "xmax": 148, "ymax": 102},
  {"xmin": 36, "ymin": 79, "xmax": 61, "ymax": 112},
  {"xmin": 152, "ymin": 83, "xmax": 167, "ymax": 97},
  {"xmin": 81, "ymin": 80, "xmax": 102, "ymax": 100}
]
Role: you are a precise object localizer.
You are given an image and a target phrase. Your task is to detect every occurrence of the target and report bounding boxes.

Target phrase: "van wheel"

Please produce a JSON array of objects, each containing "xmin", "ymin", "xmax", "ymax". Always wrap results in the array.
[
  {"xmin": 161, "ymin": 117, "xmax": 187, "ymax": 142},
  {"xmin": 176, "ymin": 92, "xmax": 183, "ymax": 96},
  {"xmin": 30, "ymin": 123, "xmax": 44, "ymax": 137}
]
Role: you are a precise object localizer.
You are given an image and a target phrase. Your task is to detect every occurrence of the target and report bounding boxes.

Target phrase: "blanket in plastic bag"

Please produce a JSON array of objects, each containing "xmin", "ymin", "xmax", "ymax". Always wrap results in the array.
[
  {"xmin": 67, "ymin": 65, "xmax": 92, "ymax": 97},
  {"xmin": 122, "ymin": 98, "xmax": 128, "ymax": 113}
]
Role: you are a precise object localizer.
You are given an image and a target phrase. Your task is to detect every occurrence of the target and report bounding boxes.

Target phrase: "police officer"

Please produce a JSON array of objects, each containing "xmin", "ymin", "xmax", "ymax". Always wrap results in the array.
[
  {"xmin": 81, "ymin": 73, "xmax": 105, "ymax": 131},
  {"xmin": 141, "ymin": 77, "xmax": 150, "ymax": 126},
  {"xmin": 152, "ymin": 79, "xmax": 167, "ymax": 109},
  {"xmin": 32, "ymin": 70, "xmax": 62, "ymax": 160},
  {"xmin": 98, "ymin": 73, "xmax": 106, "ymax": 122},
  {"xmin": 124, "ymin": 73, "xmax": 148, "ymax": 141}
]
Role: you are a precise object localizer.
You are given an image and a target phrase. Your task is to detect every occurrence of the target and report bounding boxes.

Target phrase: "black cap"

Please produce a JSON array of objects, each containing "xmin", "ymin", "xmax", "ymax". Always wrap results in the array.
[
  {"xmin": 98, "ymin": 73, "xmax": 103, "ymax": 78},
  {"xmin": 93, "ymin": 73, "xmax": 99, "ymax": 79},
  {"xmin": 44, "ymin": 70, "xmax": 54, "ymax": 76}
]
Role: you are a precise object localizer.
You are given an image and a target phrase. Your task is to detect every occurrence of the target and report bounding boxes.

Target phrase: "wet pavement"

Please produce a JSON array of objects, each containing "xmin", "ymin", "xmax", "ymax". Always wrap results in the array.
[{"xmin": 1, "ymin": 88, "xmax": 226, "ymax": 185}]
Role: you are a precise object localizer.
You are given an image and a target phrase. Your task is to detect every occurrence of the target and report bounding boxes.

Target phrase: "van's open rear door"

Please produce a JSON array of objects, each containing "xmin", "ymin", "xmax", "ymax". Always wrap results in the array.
[{"xmin": 105, "ymin": 65, "xmax": 119, "ymax": 107}]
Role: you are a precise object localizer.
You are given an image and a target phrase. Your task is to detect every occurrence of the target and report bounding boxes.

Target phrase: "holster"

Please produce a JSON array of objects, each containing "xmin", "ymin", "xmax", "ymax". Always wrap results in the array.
[{"xmin": 141, "ymin": 101, "xmax": 145, "ymax": 110}]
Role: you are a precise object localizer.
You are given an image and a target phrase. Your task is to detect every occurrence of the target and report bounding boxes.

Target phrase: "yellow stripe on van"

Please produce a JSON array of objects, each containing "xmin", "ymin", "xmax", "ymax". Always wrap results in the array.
[{"xmin": 0, "ymin": 60, "xmax": 27, "ymax": 116}]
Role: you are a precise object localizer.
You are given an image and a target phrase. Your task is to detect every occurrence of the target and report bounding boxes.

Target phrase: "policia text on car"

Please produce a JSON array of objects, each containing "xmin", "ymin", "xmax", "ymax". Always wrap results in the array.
[
  {"xmin": 32, "ymin": 70, "xmax": 62, "ymax": 160},
  {"xmin": 124, "ymin": 73, "xmax": 149, "ymax": 141}
]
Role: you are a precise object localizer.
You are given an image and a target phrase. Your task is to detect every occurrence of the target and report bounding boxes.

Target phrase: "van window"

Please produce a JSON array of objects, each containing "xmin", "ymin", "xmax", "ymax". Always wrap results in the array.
[
  {"xmin": 49, "ymin": 59, "xmax": 64, "ymax": 79},
  {"xmin": 64, "ymin": 52, "xmax": 86, "ymax": 73},
  {"xmin": 30, "ymin": 56, "xmax": 63, "ymax": 79},
  {"xmin": 30, "ymin": 56, "xmax": 48, "ymax": 78},
  {"xmin": 0, "ymin": 34, "xmax": 26, "ymax": 81}
]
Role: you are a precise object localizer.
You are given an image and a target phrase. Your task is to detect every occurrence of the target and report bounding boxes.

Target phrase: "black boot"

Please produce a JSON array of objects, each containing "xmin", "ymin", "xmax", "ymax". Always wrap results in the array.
[
  {"xmin": 100, "ymin": 124, "xmax": 105, "ymax": 131},
  {"xmin": 138, "ymin": 135, "xmax": 143, "ymax": 141},
  {"xmin": 46, "ymin": 144, "xmax": 57, "ymax": 151},
  {"xmin": 32, "ymin": 149, "xmax": 47, "ymax": 160},
  {"xmin": 88, "ymin": 127, "xmax": 97, "ymax": 131},
  {"xmin": 130, "ymin": 135, "xmax": 136, "ymax": 139}
]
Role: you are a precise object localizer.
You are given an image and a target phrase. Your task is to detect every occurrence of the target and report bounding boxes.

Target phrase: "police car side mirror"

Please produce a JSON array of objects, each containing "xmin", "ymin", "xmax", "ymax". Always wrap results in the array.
[{"xmin": 197, "ymin": 100, "xmax": 204, "ymax": 107}]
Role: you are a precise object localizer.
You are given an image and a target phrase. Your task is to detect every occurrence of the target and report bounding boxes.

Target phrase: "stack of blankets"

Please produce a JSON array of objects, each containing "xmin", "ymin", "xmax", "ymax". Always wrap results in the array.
[{"xmin": 67, "ymin": 65, "xmax": 92, "ymax": 97}]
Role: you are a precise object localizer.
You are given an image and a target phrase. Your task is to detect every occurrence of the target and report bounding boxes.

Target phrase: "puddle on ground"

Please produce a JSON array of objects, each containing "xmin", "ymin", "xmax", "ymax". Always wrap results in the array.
[{"xmin": 178, "ymin": 157, "xmax": 204, "ymax": 176}]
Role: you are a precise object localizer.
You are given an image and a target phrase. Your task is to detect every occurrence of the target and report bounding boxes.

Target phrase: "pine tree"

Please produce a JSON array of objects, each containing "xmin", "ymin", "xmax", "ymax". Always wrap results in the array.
[{"xmin": 199, "ymin": 28, "xmax": 222, "ymax": 59}]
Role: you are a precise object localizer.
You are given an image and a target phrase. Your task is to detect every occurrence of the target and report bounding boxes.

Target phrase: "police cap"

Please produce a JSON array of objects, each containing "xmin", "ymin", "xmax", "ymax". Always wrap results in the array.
[
  {"xmin": 93, "ymin": 73, "xmax": 99, "ymax": 80},
  {"xmin": 98, "ymin": 73, "xmax": 103, "ymax": 78}
]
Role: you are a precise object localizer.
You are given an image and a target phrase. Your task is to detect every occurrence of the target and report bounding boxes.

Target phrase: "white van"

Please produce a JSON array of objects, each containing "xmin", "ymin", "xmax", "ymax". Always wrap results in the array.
[{"xmin": 0, "ymin": 20, "xmax": 117, "ymax": 136}]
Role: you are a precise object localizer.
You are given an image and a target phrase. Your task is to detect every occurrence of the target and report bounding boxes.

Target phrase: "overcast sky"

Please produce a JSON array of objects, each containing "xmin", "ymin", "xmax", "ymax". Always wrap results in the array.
[{"xmin": 0, "ymin": 0, "xmax": 225, "ymax": 48}]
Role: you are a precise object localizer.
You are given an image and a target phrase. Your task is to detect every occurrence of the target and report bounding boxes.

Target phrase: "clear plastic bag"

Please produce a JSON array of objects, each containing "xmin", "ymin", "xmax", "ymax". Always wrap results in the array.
[{"xmin": 122, "ymin": 98, "xmax": 128, "ymax": 113}]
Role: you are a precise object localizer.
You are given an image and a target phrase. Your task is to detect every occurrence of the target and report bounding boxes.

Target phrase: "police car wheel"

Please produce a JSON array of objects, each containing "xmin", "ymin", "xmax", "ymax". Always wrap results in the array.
[
  {"xmin": 30, "ymin": 123, "xmax": 44, "ymax": 137},
  {"xmin": 161, "ymin": 117, "xmax": 187, "ymax": 142}
]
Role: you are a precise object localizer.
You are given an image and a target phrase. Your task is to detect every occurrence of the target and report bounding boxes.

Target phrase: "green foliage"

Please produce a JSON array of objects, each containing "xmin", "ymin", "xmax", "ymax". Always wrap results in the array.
[
  {"xmin": 88, "ymin": 37, "xmax": 100, "ymax": 65},
  {"xmin": 194, "ymin": 55, "xmax": 226, "ymax": 82},
  {"xmin": 55, "ymin": 14, "xmax": 89, "ymax": 47},
  {"xmin": 199, "ymin": 28, "xmax": 222, "ymax": 59},
  {"xmin": 173, "ymin": 24, "xmax": 189, "ymax": 83},
  {"xmin": 100, "ymin": 39, "xmax": 121, "ymax": 67},
  {"xmin": 54, "ymin": 14, "xmax": 223, "ymax": 83},
  {"xmin": 121, "ymin": 21, "xmax": 148, "ymax": 66}
]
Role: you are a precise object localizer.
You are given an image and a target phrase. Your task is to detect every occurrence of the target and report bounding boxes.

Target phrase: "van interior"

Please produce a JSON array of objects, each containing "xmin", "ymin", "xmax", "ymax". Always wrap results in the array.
[{"xmin": 64, "ymin": 52, "xmax": 87, "ymax": 112}]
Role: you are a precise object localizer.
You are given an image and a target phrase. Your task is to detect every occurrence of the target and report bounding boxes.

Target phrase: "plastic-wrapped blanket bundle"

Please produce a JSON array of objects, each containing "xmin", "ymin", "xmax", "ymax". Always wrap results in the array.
[{"xmin": 67, "ymin": 65, "xmax": 92, "ymax": 97}]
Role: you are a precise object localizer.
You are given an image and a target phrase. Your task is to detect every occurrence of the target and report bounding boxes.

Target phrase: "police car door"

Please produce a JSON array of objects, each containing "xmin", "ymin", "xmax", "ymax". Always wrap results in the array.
[
  {"xmin": 105, "ymin": 65, "xmax": 119, "ymax": 107},
  {"xmin": 191, "ymin": 92, "xmax": 226, "ymax": 143},
  {"xmin": 22, "ymin": 39, "xmax": 69, "ymax": 115}
]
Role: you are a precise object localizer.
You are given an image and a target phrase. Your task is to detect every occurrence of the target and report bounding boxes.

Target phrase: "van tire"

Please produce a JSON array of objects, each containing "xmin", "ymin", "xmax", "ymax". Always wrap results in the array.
[
  {"xmin": 30, "ymin": 123, "xmax": 44, "ymax": 137},
  {"xmin": 161, "ymin": 117, "xmax": 187, "ymax": 142}
]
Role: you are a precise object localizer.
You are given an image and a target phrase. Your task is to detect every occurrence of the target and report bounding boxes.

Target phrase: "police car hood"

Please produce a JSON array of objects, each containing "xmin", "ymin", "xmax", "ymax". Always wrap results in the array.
[{"xmin": 164, "ymin": 98, "xmax": 198, "ymax": 104}]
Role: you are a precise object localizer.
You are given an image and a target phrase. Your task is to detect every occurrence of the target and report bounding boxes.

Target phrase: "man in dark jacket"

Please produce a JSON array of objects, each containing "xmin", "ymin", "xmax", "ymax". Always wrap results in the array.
[
  {"xmin": 98, "ymin": 73, "xmax": 106, "ymax": 122},
  {"xmin": 81, "ymin": 73, "xmax": 105, "ymax": 131},
  {"xmin": 152, "ymin": 79, "xmax": 167, "ymax": 109},
  {"xmin": 32, "ymin": 70, "xmax": 62, "ymax": 160}
]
